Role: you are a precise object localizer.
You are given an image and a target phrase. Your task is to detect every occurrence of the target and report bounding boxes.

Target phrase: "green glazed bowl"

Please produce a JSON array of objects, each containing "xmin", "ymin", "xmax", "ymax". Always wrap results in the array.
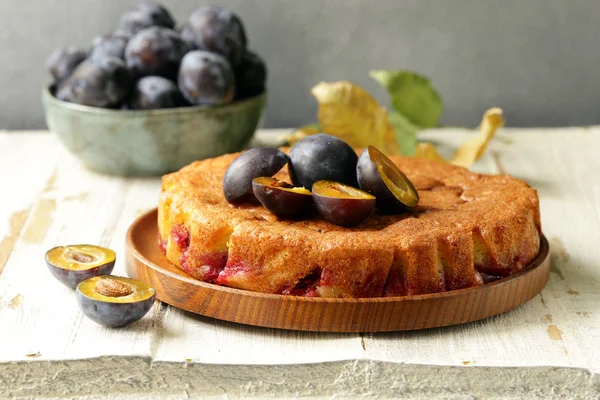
[{"xmin": 42, "ymin": 85, "xmax": 266, "ymax": 176}]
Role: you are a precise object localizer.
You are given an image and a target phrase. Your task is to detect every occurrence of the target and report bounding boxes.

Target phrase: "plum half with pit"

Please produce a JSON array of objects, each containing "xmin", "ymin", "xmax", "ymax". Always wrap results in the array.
[
  {"xmin": 235, "ymin": 49, "xmax": 267, "ymax": 99},
  {"xmin": 45, "ymin": 244, "xmax": 116, "ymax": 289},
  {"xmin": 76, "ymin": 275, "xmax": 156, "ymax": 328},
  {"xmin": 119, "ymin": 2, "xmax": 175, "ymax": 35},
  {"xmin": 288, "ymin": 134, "xmax": 359, "ymax": 190},
  {"xmin": 125, "ymin": 26, "xmax": 189, "ymax": 80},
  {"xmin": 252, "ymin": 177, "xmax": 313, "ymax": 218},
  {"xmin": 45, "ymin": 47, "xmax": 87, "ymax": 83},
  {"xmin": 128, "ymin": 76, "xmax": 186, "ymax": 109},
  {"xmin": 357, "ymin": 146, "xmax": 419, "ymax": 213},
  {"xmin": 181, "ymin": 5, "xmax": 247, "ymax": 66},
  {"xmin": 178, "ymin": 50, "xmax": 234, "ymax": 105},
  {"xmin": 312, "ymin": 180, "xmax": 376, "ymax": 226},
  {"xmin": 55, "ymin": 57, "xmax": 133, "ymax": 108},
  {"xmin": 223, "ymin": 147, "xmax": 290, "ymax": 204}
]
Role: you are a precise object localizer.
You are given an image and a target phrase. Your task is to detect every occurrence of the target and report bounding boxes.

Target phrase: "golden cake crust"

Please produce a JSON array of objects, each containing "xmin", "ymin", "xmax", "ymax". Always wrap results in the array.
[{"xmin": 158, "ymin": 149, "xmax": 541, "ymax": 298}]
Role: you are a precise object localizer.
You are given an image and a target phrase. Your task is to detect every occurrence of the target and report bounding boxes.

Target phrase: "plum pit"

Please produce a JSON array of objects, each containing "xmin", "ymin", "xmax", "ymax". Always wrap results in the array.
[{"xmin": 95, "ymin": 278, "xmax": 134, "ymax": 297}]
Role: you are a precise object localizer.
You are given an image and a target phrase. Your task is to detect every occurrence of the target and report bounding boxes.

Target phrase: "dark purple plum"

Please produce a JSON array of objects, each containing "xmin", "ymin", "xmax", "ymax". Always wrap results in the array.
[
  {"xmin": 312, "ymin": 180, "xmax": 375, "ymax": 226},
  {"xmin": 91, "ymin": 32, "xmax": 129, "ymax": 60},
  {"xmin": 223, "ymin": 148, "xmax": 290, "ymax": 204},
  {"xmin": 55, "ymin": 57, "xmax": 133, "ymax": 108},
  {"xmin": 178, "ymin": 50, "xmax": 234, "ymax": 105},
  {"xmin": 119, "ymin": 2, "xmax": 175, "ymax": 35},
  {"xmin": 76, "ymin": 276, "xmax": 156, "ymax": 328},
  {"xmin": 45, "ymin": 245, "xmax": 116, "ymax": 289},
  {"xmin": 113, "ymin": 28, "xmax": 133, "ymax": 40},
  {"xmin": 181, "ymin": 5, "xmax": 247, "ymax": 66},
  {"xmin": 252, "ymin": 176, "xmax": 313, "ymax": 218},
  {"xmin": 288, "ymin": 134, "xmax": 359, "ymax": 191},
  {"xmin": 235, "ymin": 49, "xmax": 267, "ymax": 99},
  {"xmin": 128, "ymin": 76, "xmax": 186, "ymax": 109},
  {"xmin": 92, "ymin": 29, "xmax": 131, "ymax": 47},
  {"xmin": 179, "ymin": 24, "xmax": 196, "ymax": 47},
  {"xmin": 357, "ymin": 146, "xmax": 419, "ymax": 213},
  {"xmin": 45, "ymin": 47, "xmax": 87, "ymax": 83},
  {"xmin": 125, "ymin": 26, "xmax": 189, "ymax": 80}
]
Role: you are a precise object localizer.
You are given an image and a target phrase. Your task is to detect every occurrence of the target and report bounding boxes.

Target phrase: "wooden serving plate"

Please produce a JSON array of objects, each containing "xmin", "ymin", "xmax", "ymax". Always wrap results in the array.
[{"xmin": 125, "ymin": 209, "xmax": 550, "ymax": 333}]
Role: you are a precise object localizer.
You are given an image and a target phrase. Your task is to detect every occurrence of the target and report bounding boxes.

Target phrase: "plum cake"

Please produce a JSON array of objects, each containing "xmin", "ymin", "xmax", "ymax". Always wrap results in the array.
[{"xmin": 157, "ymin": 142, "xmax": 541, "ymax": 298}]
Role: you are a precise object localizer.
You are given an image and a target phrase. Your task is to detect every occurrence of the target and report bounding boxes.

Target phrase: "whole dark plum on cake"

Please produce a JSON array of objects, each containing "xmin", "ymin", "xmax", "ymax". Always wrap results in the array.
[
  {"xmin": 288, "ymin": 134, "xmax": 359, "ymax": 190},
  {"xmin": 223, "ymin": 147, "xmax": 290, "ymax": 204}
]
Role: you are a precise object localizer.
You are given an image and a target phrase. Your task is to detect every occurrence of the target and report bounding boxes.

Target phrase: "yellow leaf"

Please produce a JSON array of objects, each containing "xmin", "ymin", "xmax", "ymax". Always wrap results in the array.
[
  {"xmin": 414, "ymin": 142, "xmax": 445, "ymax": 162},
  {"xmin": 311, "ymin": 81, "xmax": 400, "ymax": 154},
  {"xmin": 296, "ymin": 125, "xmax": 321, "ymax": 136},
  {"xmin": 277, "ymin": 125, "xmax": 320, "ymax": 146},
  {"xmin": 451, "ymin": 107, "xmax": 504, "ymax": 168},
  {"xmin": 413, "ymin": 107, "xmax": 504, "ymax": 168}
]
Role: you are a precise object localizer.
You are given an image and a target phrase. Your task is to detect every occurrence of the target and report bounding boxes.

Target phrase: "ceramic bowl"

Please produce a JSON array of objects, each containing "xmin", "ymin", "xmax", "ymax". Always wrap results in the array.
[{"xmin": 42, "ymin": 85, "xmax": 266, "ymax": 176}]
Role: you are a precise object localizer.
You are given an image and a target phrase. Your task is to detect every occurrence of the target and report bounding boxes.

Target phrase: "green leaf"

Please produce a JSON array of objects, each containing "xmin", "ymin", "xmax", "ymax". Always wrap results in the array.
[
  {"xmin": 388, "ymin": 111, "xmax": 418, "ymax": 156},
  {"xmin": 370, "ymin": 70, "xmax": 443, "ymax": 129},
  {"xmin": 299, "ymin": 122, "xmax": 321, "ymax": 132},
  {"xmin": 276, "ymin": 122, "xmax": 321, "ymax": 147}
]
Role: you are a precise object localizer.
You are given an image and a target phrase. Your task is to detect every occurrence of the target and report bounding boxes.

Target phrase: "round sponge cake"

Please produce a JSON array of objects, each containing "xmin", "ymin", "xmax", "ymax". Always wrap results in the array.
[{"xmin": 157, "ymin": 149, "xmax": 541, "ymax": 298}]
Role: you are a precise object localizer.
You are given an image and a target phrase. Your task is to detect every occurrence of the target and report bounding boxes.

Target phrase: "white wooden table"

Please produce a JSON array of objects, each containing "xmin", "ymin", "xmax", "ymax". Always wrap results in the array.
[{"xmin": 0, "ymin": 128, "xmax": 599, "ymax": 399}]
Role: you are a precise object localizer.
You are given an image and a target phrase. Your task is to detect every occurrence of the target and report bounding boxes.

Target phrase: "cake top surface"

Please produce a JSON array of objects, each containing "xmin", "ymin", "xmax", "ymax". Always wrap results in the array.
[{"xmin": 161, "ymin": 149, "xmax": 541, "ymax": 246}]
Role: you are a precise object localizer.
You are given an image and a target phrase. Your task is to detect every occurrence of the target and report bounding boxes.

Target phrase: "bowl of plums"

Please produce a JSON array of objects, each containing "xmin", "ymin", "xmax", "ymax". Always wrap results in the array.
[{"xmin": 42, "ymin": 3, "xmax": 266, "ymax": 176}]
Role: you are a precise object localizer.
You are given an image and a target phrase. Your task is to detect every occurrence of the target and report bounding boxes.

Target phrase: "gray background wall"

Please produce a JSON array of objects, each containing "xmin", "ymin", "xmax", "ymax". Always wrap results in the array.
[{"xmin": 1, "ymin": 0, "xmax": 598, "ymax": 130}]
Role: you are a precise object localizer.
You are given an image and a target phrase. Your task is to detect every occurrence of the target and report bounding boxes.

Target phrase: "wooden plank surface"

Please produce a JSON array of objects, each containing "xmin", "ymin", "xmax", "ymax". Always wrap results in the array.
[{"xmin": 0, "ymin": 128, "xmax": 599, "ymax": 398}]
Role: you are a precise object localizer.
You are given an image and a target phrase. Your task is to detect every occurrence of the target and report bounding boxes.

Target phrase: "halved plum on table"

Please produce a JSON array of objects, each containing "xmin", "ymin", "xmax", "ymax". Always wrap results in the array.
[
  {"xmin": 223, "ymin": 147, "xmax": 290, "ymax": 204},
  {"xmin": 312, "ymin": 180, "xmax": 375, "ymax": 226},
  {"xmin": 357, "ymin": 146, "xmax": 419, "ymax": 213},
  {"xmin": 45, "ymin": 244, "xmax": 116, "ymax": 289},
  {"xmin": 76, "ymin": 275, "xmax": 156, "ymax": 328},
  {"xmin": 252, "ymin": 176, "xmax": 313, "ymax": 218}
]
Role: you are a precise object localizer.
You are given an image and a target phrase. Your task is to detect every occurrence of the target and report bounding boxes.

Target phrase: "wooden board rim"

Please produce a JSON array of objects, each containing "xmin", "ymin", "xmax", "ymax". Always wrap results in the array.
[{"xmin": 125, "ymin": 208, "xmax": 550, "ymax": 332}]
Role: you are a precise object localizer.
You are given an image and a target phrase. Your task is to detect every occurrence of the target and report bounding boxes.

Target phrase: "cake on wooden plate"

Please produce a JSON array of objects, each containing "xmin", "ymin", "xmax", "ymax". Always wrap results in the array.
[{"xmin": 157, "ymin": 134, "xmax": 541, "ymax": 299}]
